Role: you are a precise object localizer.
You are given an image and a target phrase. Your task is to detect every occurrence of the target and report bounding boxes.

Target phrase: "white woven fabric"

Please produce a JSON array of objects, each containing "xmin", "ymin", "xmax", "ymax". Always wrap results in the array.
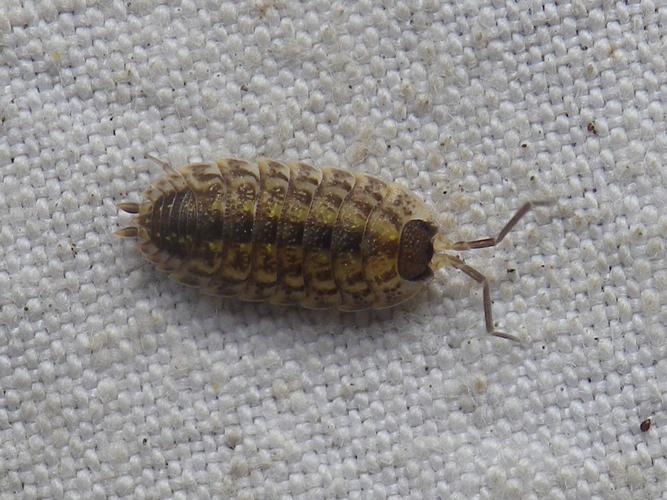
[{"xmin": 1, "ymin": 1, "xmax": 666, "ymax": 498}]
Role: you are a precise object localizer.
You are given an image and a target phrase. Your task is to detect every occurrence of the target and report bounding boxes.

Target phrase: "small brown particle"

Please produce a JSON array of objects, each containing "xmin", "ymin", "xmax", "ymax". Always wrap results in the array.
[{"xmin": 640, "ymin": 418, "xmax": 651, "ymax": 432}]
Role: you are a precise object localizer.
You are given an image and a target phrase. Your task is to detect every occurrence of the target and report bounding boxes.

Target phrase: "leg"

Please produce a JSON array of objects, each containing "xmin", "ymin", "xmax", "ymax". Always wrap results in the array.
[
  {"xmin": 447, "ymin": 254, "xmax": 519, "ymax": 342},
  {"xmin": 451, "ymin": 200, "xmax": 553, "ymax": 251},
  {"xmin": 145, "ymin": 153, "xmax": 193, "ymax": 192},
  {"xmin": 145, "ymin": 153, "xmax": 177, "ymax": 175}
]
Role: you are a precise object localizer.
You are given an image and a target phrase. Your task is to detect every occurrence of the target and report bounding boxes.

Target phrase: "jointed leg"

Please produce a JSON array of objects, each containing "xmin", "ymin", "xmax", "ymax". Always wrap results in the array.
[
  {"xmin": 145, "ymin": 153, "xmax": 194, "ymax": 195},
  {"xmin": 451, "ymin": 200, "xmax": 553, "ymax": 251},
  {"xmin": 145, "ymin": 153, "xmax": 175, "ymax": 174},
  {"xmin": 447, "ymin": 254, "xmax": 519, "ymax": 342}
]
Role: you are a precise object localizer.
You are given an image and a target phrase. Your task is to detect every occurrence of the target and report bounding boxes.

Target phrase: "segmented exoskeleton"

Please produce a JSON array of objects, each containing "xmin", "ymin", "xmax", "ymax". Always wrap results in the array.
[{"xmin": 117, "ymin": 155, "xmax": 551, "ymax": 341}]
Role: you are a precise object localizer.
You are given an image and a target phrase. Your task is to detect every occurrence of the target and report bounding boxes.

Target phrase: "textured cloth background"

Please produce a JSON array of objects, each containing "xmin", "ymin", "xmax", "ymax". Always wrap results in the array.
[{"xmin": 1, "ymin": 1, "xmax": 666, "ymax": 498}]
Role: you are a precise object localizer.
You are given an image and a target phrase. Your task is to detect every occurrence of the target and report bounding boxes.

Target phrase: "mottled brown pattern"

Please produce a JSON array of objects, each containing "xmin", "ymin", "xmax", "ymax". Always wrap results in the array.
[
  {"xmin": 242, "ymin": 159, "xmax": 291, "ymax": 301},
  {"xmin": 271, "ymin": 162, "xmax": 322, "ymax": 305},
  {"xmin": 120, "ymin": 158, "xmax": 439, "ymax": 310},
  {"xmin": 301, "ymin": 168, "xmax": 356, "ymax": 308},
  {"xmin": 331, "ymin": 174, "xmax": 388, "ymax": 309}
]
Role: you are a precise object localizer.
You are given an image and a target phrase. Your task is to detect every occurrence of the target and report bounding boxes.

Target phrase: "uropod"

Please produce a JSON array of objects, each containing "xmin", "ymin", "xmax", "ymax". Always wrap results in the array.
[{"xmin": 117, "ymin": 155, "xmax": 552, "ymax": 341}]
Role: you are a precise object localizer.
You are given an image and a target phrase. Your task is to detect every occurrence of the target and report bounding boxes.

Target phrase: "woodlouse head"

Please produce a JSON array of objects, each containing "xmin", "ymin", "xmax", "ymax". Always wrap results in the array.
[{"xmin": 397, "ymin": 219, "xmax": 439, "ymax": 282}]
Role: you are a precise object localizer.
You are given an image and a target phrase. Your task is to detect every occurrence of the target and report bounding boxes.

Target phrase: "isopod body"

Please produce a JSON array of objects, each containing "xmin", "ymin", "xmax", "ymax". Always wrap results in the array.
[{"xmin": 118, "ymin": 156, "xmax": 550, "ymax": 340}]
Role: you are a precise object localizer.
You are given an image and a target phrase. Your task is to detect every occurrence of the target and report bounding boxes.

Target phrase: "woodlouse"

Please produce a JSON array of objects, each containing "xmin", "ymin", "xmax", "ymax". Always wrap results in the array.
[{"xmin": 117, "ymin": 155, "xmax": 551, "ymax": 341}]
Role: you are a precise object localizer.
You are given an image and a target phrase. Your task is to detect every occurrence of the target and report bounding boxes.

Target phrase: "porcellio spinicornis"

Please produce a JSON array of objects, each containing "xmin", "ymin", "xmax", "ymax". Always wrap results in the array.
[{"xmin": 117, "ymin": 155, "xmax": 552, "ymax": 341}]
